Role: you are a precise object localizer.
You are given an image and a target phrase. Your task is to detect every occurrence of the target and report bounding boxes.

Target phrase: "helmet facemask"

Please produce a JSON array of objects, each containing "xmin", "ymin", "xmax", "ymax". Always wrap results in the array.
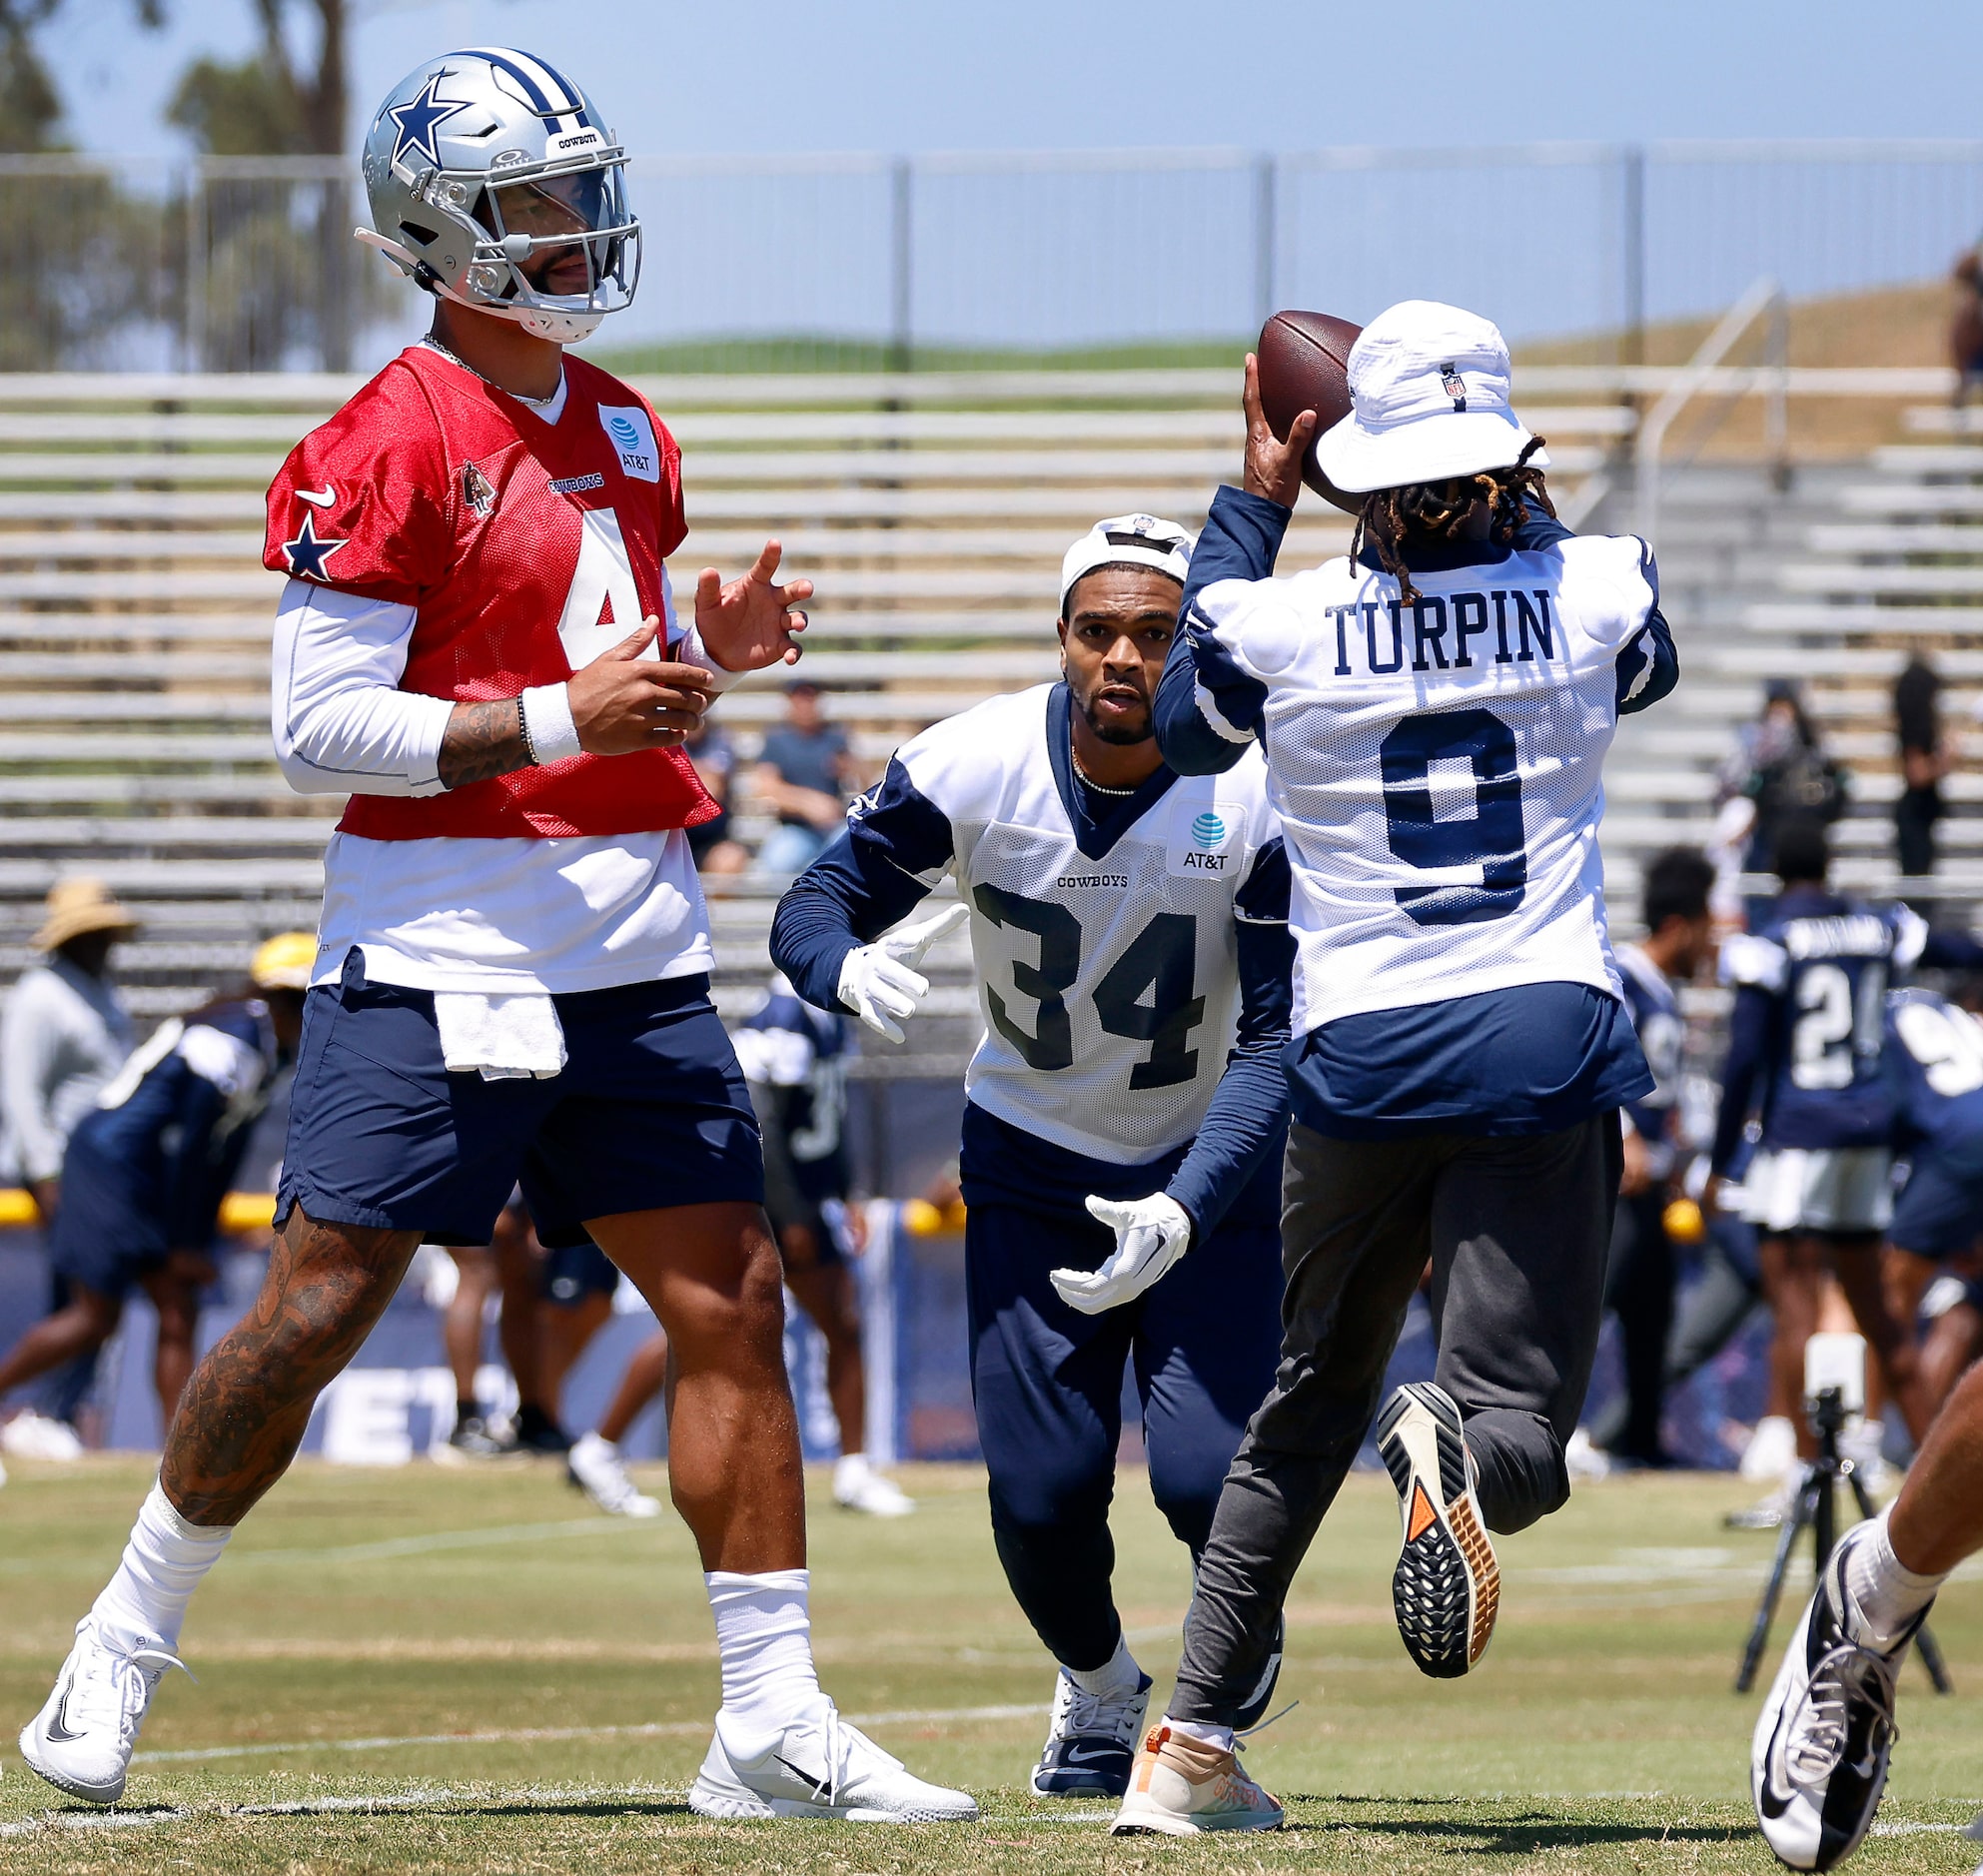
[{"xmin": 417, "ymin": 145, "xmax": 641, "ymax": 342}]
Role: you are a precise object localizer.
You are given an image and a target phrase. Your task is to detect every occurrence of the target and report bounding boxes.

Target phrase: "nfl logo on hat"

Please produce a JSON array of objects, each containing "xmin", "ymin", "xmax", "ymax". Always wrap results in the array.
[{"xmin": 1440, "ymin": 365, "xmax": 1467, "ymax": 411}]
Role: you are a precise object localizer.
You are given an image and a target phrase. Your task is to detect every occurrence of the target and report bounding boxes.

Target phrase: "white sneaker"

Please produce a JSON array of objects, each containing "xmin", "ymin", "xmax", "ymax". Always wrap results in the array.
[
  {"xmin": 688, "ymin": 1699, "xmax": 978, "ymax": 1821},
  {"xmin": 1, "ymin": 1410, "xmax": 86, "ymax": 1462},
  {"xmin": 1110, "ymin": 1723, "xmax": 1284, "ymax": 1835},
  {"xmin": 1375, "ymin": 1382, "xmax": 1499, "ymax": 1678},
  {"xmin": 1742, "ymin": 1414, "xmax": 1799, "ymax": 1482},
  {"xmin": 1752, "ymin": 1525, "xmax": 1918, "ymax": 1870},
  {"xmin": 1030, "ymin": 1665, "xmax": 1153, "ymax": 1797},
  {"xmin": 19, "ymin": 1616, "xmax": 188, "ymax": 1804},
  {"xmin": 565, "ymin": 1432, "xmax": 662, "ymax": 1518},
  {"xmin": 833, "ymin": 1453, "xmax": 915, "ymax": 1517}
]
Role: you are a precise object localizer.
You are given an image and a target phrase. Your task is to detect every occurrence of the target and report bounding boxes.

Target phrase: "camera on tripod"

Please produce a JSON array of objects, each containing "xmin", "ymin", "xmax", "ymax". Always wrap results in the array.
[{"xmin": 1734, "ymin": 1332, "xmax": 1951, "ymax": 1694}]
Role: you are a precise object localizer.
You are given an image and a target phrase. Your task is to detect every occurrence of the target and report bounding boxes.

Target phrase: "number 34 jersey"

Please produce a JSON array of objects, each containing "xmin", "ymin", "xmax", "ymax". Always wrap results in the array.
[
  {"xmin": 1187, "ymin": 533, "xmax": 1660, "ymax": 1038},
  {"xmin": 849, "ymin": 682, "xmax": 1286, "ymax": 1163}
]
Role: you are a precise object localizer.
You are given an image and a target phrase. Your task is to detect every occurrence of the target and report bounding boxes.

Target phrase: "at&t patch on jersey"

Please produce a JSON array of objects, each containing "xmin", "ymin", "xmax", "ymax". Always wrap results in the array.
[
  {"xmin": 597, "ymin": 403, "xmax": 659, "ymax": 482},
  {"xmin": 1169, "ymin": 800, "xmax": 1247, "ymax": 877}
]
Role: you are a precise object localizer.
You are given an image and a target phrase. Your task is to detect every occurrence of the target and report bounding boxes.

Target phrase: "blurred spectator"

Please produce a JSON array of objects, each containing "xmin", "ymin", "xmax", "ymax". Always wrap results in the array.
[
  {"xmin": 754, "ymin": 679, "xmax": 856, "ymax": 876},
  {"xmin": 433, "ymin": 1194, "xmax": 555, "ymax": 1462},
  {"xmin": 1893, "ymin": 654, "xmax": 1946, "ymax": 880},
  {"xmin": 683, "ymin": 715, "xmax": 749, "ymax": 879},
  {"xmin": 1594, "ymin": 847, "xmax": 1717, "ymax": 1468},
  {"xmin": 1952, "ymin": 247, "xmax": 1983, "ymax": 408},
  {"xmin": 0, "ymin": 879, "xmax": 139, "ymax": 1458},
  {"xmin": 1716, "ymin": 680, "xmax": 1847, "ymax": 894}
]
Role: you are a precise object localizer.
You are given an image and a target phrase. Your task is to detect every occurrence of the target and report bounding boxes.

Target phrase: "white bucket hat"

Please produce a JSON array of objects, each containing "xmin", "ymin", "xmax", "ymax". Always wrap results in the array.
[
  {"xmin": 1313, "ymin": 300, "xmax": 1548, "ymax": 496},
  {"xmin": 1060, "ymin": 513, "xmax": 1194, "ymax": 611}
]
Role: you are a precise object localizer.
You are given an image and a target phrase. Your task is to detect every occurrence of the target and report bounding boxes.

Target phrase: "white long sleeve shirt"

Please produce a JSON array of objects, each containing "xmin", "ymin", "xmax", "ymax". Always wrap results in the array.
[
  {"xmin": 271, "ymin": 578, "xmax": 729, "ymax": 995},
  {"xmin": 0, "ymin": 957, "xmax": 135, "ymax": 1183}
]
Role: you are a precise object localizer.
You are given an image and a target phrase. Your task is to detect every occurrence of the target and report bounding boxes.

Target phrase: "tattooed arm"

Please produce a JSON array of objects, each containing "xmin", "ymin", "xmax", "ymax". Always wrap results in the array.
[{"xmin": 438, "ymin": 697, "xmax": 530, "ymax": 789}]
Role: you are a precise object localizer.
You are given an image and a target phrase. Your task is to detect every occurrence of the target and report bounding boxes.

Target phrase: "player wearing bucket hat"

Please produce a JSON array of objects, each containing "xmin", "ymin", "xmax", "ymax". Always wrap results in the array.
[
  {"xmin": 32, "ymin": 878, "xmax": 140, "ymax": 955},
  {"xmin": 1106, "ymin": 301, "xmax": 1680, "ymax": 1833},
  {"xmin": 771, "ymin": 511, "xmax": 1293, "ymax": 1804}
]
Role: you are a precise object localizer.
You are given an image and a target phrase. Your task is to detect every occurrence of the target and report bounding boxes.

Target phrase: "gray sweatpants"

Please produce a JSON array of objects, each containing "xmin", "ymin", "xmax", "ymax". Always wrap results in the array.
[{"xmin": 1169, "ymin": 1112, "xmax": 1622, "ymax": 1725}]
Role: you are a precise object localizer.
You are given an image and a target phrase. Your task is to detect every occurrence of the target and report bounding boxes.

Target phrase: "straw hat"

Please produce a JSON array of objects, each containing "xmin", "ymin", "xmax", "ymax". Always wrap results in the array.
[{"xmin": 33, "ymin": 877, "xmax": 139, "ymax": 952}]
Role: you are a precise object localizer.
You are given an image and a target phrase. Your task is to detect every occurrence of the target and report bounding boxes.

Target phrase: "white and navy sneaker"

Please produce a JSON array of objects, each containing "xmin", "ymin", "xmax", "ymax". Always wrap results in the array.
[
  {"xmin": 688, "ymin": 1698, "xmax": 978, "ymax": 1822},
  {"xmin": 566, "ymin": 1432, "xmax": 662, "ymax": 1517},
  {"xmin": 1030, "ymin": 1666, "xmax": 1153, "ymax": 1798},
  {"xmin": 1233, "ymin": 1612, "xmax": 1286, "ymax": 1732},
  {"xmin": 1375, "ymin": 1382, "xmax": 1498, "ymax": 1678},
  {"xmin": 1751, "ymin": 1527, "xmax": 1923, "ymax": 1871},
  {"xmin": 19, "ymin": 1616, "xmax": 188, "ymax": 1804}
]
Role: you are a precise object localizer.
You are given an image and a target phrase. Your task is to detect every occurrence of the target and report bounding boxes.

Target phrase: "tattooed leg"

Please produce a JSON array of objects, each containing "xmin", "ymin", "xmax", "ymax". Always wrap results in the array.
[{"xmin": 160, "ymin": 1210, "xmax": 422, "ymax": 1527}]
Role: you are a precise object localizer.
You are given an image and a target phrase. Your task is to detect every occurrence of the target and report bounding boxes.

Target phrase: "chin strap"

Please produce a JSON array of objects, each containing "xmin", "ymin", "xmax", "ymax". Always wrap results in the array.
[{"xmin": 352, "ymin": 226, "xmax": 605, "ymax": 344}]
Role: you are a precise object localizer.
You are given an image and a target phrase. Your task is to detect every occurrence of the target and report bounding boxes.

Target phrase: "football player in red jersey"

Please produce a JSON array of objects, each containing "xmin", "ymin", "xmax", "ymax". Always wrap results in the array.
[{"xmin": 17, "ymin": 48, "xmax": 975, "ymax": 1826}]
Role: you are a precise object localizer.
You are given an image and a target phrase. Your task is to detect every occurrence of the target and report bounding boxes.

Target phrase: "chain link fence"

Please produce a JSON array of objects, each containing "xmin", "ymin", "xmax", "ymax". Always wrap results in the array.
[{"xmin": 5, "ymin": 141, "xmax": 1983, "ymax": 372}]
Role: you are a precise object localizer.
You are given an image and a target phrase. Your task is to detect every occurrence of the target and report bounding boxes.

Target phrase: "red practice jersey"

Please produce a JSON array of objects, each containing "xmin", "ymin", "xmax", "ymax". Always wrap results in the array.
[{"xmin": 264, "ymin": 345, "xmax": 716, "ymax": 839}]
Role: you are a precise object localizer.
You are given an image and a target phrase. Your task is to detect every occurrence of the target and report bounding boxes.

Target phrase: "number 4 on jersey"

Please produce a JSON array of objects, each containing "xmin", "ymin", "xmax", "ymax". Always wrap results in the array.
[{"xmin": 556, "ymin": 507, "xmax": 649, "ymax": 667}]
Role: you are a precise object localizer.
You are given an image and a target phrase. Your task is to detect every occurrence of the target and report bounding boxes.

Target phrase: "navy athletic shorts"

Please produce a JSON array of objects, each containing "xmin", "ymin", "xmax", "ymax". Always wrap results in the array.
[
  {"xmin": 542, "ymin": 1241, "xmax": 620, "ymax": 1306},
  {"xmin": 1891, "ymin": 1125, "xmax": 1983, "ymax": 1261},
  {"xmin": 276, "ymin": 948, "xmax": 763, "ymax": 1249},
  {"xmin": 46, "ymin": 1133, "xmax": 168, "ymax": 1302}
]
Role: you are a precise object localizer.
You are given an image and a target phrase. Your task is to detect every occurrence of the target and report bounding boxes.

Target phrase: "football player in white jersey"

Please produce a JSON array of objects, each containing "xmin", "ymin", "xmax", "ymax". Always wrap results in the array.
[
  {"xmin": 771, "ymin": 516, "xmax": 1293, "ymax": 1800},
  {"xmin": 1106, "ymin": 302, "xmax": 1679, "ymax": 1833}
]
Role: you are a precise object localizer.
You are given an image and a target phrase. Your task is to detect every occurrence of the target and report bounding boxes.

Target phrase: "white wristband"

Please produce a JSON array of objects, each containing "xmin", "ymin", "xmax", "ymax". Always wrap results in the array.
[
  {"xmin": 678, "ymin": 622, "xmax": 743, "ymax": 694},
  {"xmin": 520, "ymin": 682, "xmax": 582, "ymax": 765}
]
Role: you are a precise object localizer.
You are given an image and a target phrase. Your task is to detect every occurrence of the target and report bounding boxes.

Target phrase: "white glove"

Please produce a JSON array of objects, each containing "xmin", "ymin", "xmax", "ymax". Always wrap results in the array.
[
  {"xmin": 1051, "ymin": 1193, "xmax": 1194, "ymax": 1315},
  {"xmin": 835, "ymin": 902, "xmax": 970, "ymax": 1044}
]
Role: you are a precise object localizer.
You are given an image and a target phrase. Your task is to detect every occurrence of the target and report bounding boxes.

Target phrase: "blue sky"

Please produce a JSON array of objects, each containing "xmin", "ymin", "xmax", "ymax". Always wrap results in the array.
[{"xmin": 43, "ymin": 0, "xmax": 1983, "ymax": 160}]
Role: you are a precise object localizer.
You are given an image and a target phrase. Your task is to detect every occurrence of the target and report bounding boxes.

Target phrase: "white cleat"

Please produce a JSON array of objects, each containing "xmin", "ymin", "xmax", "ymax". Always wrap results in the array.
[
  {"xmin": 565, "ymin": 1431, "xmax": 662, "ymax": 1518},
  {"xmin": 1751, "ymin": 1526, "xmax": 1918, "ymax": 1871},
  {"xmin": 833, "ymin": 1452, "xmax": 915, "ymax": 1517},
  {"xmin": 688, "ymin": 1699, "xmax": 978, "ymax": 1822},
  {"xmin": 19, "ymin": 1616, "xmax": 188, "ymax": 1805},
  {"xmin": 1110, "ymin": 1723, "xmax": 1284, "ymax": 1835},
  {"xmin": 1, "ymin": 1410, "xmax": 86, "ymax": 1462}
]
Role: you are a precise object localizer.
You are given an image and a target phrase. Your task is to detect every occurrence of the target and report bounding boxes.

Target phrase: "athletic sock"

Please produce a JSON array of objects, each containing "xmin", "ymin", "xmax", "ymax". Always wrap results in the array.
[
  {"xmin": 90, "ymin": 1477, "xmax": 232, "ymax": 1653},
  {"xmin": 1844, "ymin": 1507, "xmax": 1947, "ymax": 1652},
  {"xmin": 705, "ymin": 1568, "xmax": 824, "ymax": 1743},
  {"xmin": 1165, "ymin": 1715, "xmax": 1236, "ymax": 1754},
  {"xmin": 1067, "ymin": 1632, "xmax": 1142, "ymax": 1700},
  {"xmin": 513, "ymin": 1403, "xmax": 559, "ymax": 1441},
  {"xmin": 456, "ymin": 1398, "xmax": 479, "ymax": 1427}
]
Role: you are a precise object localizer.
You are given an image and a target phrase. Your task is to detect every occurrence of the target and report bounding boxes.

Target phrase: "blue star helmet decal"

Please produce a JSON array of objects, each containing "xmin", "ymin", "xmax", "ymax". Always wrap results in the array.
[
  {"xmin": 389, "ymin": 70, "xmax": 472, "ymax": 171},
  {"xmin": 282, "ymin": 509, "xmax": 350, "ymax": 581}
]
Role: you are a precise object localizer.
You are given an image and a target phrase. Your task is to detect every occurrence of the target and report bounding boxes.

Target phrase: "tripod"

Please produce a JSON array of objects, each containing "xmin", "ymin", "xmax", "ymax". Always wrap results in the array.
[{"xmin": 1735, "ymin": 1387, "xmax": 1953, "ymax": 1694}]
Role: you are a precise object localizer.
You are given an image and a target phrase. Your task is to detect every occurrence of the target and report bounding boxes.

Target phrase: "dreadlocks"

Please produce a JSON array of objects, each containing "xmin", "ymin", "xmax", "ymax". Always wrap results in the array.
[{"xmin": 1348, "ymin": 437, "xmax": 1555, "ymax": 607}]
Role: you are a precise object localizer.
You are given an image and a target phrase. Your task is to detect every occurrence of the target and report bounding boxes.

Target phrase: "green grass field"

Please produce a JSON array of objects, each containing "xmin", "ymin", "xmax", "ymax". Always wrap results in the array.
[{"xmin": 2, "ymin": 1457, "xmax": 1979, "ymax": 1874}]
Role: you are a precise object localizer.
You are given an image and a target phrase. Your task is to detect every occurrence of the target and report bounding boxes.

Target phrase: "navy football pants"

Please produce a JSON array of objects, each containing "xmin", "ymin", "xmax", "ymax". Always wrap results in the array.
[{"xmin": 967, "ymin": 1198, "xmax": 1283, "ymax": 1674}]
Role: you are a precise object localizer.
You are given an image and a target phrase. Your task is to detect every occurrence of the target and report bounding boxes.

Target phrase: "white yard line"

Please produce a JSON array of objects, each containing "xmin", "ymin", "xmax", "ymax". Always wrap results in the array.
[
  {"xmin": 136, "ymin": 1701, "xmax": 1047, "ymax": 1765},
  {"xmin": 227, "ymin": 1515, "xmax": 657, "ymax": 1565}
]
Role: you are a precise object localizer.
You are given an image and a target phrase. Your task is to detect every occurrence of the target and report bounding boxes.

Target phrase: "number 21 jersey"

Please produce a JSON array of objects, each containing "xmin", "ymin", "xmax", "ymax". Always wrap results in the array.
[
  {"xmin": 1187, "ymin": 533, "xmax": 1660, "ymax": 1037},
  {"xmin": 847, "ymin": 682, "xmax": 1285, "ymax": 1163}
]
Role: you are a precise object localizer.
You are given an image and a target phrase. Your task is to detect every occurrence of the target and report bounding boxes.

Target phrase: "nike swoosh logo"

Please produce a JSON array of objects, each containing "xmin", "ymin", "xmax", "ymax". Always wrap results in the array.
[
  {"xmin": 44, "ymin": 1673, "xmax": 83, "ymax": 1743},
  {"xmin": 295, "ymin": 485, "xmax": 336, "ymax": 507},
  {"xmin": 1756, "ymin": 1713, "xmax": 1796, "ymax": 1820},
  {"xmin": 773, "ymin": 1752, "xmax": 831, "ymax": 1791},
  {"xmin": 1061, "ymin": 1744, "xmax": 1126, "ymax": 1766}
]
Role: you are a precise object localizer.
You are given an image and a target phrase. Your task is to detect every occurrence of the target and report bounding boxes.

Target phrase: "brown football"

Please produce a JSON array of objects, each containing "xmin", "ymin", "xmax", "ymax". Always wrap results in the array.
[{"xmin": 1255, "ymin": 310, "xmax": 1363, "ymax": 513}]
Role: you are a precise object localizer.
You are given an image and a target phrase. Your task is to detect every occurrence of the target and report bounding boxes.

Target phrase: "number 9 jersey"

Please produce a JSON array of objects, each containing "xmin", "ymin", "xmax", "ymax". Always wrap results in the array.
[
  {"xmin": 841, "ymin": 682, "xmax": 1285, "ymax": 1163},
  {"xmin": 1183, "ymin": 532, "xmax": 1663, "ymax": 1038}
]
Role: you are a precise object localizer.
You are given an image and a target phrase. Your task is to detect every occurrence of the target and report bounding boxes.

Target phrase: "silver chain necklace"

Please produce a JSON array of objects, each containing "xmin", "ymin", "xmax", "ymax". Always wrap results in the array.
[
  {"xmin": 1070, "ymin": 737, "xmax": 1138, "ymax": 796},
  {"xmin": 420, "ymin": 334, "xmax": 560, "ymax": 408}
]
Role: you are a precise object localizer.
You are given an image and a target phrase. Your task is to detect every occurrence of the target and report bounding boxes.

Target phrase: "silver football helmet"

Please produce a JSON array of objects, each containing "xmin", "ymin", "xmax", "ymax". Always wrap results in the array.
[{"xmin": 357, "ymin": 47, "xmax": 640, "ymax": 343}]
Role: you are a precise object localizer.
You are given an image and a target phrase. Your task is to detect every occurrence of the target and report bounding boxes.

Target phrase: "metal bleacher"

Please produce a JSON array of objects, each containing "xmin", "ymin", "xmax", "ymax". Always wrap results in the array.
[{"xmin": 0, "ymin": 368, "xmax": 1633, "ymax": 1059}]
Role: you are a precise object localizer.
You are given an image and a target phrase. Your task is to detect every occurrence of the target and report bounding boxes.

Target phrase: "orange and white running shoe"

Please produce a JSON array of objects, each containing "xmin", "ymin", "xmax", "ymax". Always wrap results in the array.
[
  {"xmin": 1109, "ymin": 1723, "xmax": 1284, "ymax": 1835},
  {"xmin": 1375, "ymin": 1381, "xmax": 1499, "ymax": 1678}
]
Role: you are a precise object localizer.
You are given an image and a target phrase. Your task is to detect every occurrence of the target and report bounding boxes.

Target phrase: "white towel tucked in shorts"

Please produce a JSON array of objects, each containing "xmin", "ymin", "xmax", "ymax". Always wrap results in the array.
[{"xmin": 432, "ymin": 991, "xmax": 568, "ymax": 1080}]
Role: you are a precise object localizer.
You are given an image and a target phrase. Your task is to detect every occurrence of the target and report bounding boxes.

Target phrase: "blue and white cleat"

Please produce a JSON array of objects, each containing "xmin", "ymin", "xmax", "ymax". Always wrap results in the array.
[
  {"xmin": 1751, "ymin": 1525, "xmax": 1923, "ymax": 1871},
  {"xmin": 1375, "ymin": 1382, "xmax": 1499, "ymax": 1678},
  {"xmin": 19, "ymin": 1615, "xmax": 188, "ymax": 1805},
  {"xmin": 1030, "ymin": 1667, "xmax": 1153, "ymax": 1798}
]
